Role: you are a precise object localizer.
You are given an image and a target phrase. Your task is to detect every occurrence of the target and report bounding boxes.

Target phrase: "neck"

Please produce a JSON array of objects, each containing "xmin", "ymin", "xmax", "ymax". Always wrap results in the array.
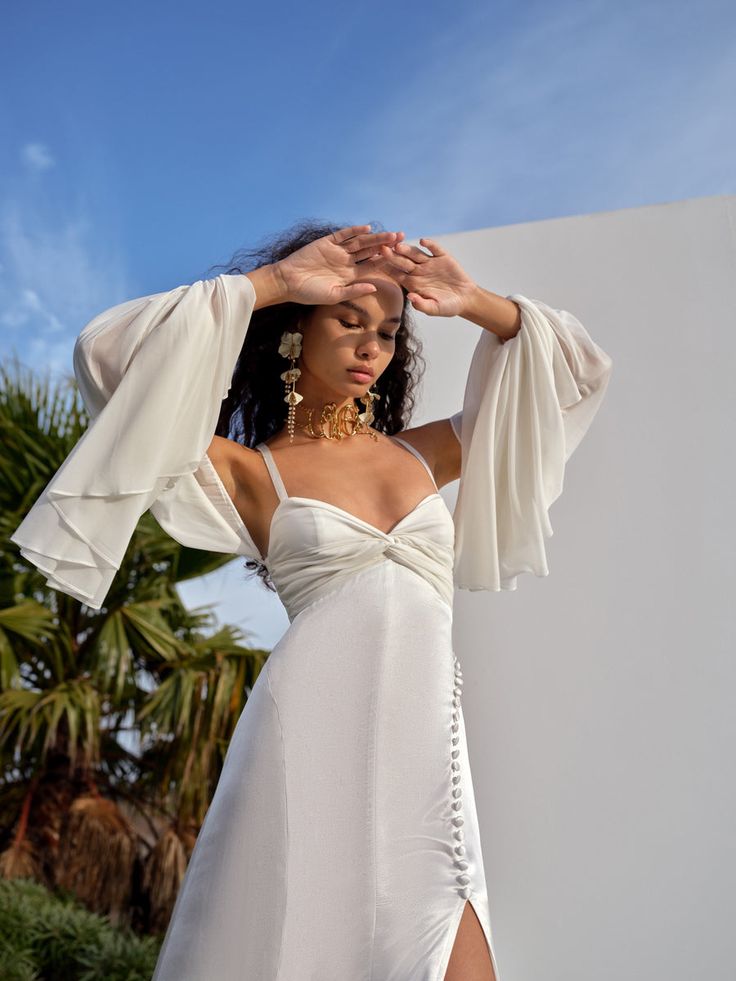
[{"xmin": 295, "ymin": 394, "xmax": 356, "ymax": 415}]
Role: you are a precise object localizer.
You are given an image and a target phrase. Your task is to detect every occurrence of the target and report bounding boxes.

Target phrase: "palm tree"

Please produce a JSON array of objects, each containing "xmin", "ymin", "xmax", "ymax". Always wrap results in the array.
[{"xmin": 0, "ymin": 352, "xmax": 270, "ymax": 933}]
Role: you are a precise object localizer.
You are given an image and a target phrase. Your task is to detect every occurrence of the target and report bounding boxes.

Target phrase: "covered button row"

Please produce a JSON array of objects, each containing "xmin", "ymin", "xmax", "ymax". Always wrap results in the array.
[{"xmin": 450, "ymin": 654, "xmax": 471, "ymax": 900}]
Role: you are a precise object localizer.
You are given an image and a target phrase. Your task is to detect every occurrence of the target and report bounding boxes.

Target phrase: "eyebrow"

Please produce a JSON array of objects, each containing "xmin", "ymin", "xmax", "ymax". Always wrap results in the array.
[{"xmin": 337, "ymin": 300, "xmax": 402, "ymax": 325}]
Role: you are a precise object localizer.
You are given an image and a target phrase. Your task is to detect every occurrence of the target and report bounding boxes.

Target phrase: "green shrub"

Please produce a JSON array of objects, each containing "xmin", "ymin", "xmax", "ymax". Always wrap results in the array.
[{"xmin": 0, "ymin": 878, "xmax": 161, "ymax": 980}]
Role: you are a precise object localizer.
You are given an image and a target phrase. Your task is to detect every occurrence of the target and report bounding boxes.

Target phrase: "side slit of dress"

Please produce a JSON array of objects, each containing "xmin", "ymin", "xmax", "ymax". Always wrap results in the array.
[{"xmin": 438, "ymin": 897, "xmax": 497, "ymax": 981}]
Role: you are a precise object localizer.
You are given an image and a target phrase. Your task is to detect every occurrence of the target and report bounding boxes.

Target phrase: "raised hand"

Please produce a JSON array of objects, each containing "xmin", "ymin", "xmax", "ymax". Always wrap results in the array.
[
  {"xmin": 371, "ymin": 238, "xmax": 478, "ymax": 317},
  {"xmin": 274, "ymin": 225, "xmax": 404, "ymax": 306}
]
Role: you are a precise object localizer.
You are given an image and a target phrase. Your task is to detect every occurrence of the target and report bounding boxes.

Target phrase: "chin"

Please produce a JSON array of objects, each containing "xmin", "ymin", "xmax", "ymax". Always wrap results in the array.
[{"xmin": 339, "ymin": 378, "xmax": 369, "ymax": 393}]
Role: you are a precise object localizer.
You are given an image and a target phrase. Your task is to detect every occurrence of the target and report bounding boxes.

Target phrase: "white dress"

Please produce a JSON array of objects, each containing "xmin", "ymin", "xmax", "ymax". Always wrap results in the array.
[{"xmin": 9, "ymin": 273, "xmax": 613, "ymax": 981}]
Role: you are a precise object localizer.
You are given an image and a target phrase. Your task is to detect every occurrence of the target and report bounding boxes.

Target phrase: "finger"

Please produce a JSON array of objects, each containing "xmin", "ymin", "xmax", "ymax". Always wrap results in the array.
[
  {"xmin": 343, "ymin": 231, "xmax": 399, "ymax": 255},
  {"xmin": 377, "ymin": 244, "xmax": 415, "ymax": 272},
  {"xmin": 350, "ymin": 239, "xmax": 400, "ymax": 262},
  {"xmin": 393, "ymin": 241, "xmax": 432, "ymax": 262},
  {"xmin": 407, "ymin": 291, "xmax": 438, "ymax": 314},
  {"xmin": 332, "ymin": 225, "xmax": 373, "ymax": 245},
  {"xmin": 419, "ymin": 237, "xmax": 446, "ymax": 258},
  {"xmin": 335, "ymin": 282, "xmax": 380, "ymax": 300}
]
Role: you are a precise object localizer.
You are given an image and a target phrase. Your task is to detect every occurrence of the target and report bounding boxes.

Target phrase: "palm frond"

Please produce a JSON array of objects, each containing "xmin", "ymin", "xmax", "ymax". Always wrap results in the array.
[
  {"xmin": 0, "ymin": 602, "xmax": 57, "ymax": 691},
  {"xmin": 0, "ymin": 680, "xmax": 101, "ymax": 772}
]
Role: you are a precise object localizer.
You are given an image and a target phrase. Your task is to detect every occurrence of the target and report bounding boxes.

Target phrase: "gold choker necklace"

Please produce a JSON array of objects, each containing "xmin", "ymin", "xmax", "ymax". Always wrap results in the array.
[{"xmin": 295, "ymin": 401, "xmax": 378, "ymax": 441}]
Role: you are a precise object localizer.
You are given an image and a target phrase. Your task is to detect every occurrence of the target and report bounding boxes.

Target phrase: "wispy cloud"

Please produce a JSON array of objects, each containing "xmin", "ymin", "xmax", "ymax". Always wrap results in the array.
[
  {"xmin": 21, "ymin": 142, "xmax": 55, "ymax": 173},
  {"xmin": 0, "ymin": 286, "xmax": 64, "ymax": 332},
  {"xmin": 0, "ymin": 144, "xmax": 130, "ymax": 380},
  {"xmin": 319, "ymin": 0, "xmax": 736, "ymax": 236}
]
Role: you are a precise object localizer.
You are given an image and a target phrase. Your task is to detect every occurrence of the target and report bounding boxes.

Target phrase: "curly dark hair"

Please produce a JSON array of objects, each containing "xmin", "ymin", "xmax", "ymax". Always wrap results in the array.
[{"xmin": 204, "ymin": 218, "xmax": 426, "ymax": 591}]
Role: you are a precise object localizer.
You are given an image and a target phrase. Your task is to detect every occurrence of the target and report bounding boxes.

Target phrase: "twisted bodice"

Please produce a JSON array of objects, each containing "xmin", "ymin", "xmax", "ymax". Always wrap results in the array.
[{"xmin": 256, "ymin": 439, "xmax": 456, "ymax": 621}]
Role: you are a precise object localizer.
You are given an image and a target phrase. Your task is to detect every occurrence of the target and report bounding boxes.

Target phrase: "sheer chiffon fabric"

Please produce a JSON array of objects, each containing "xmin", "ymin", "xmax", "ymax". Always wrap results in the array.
[{"xmin": 10, "ymin": 276, "xmax": 611, "ymax": 609}]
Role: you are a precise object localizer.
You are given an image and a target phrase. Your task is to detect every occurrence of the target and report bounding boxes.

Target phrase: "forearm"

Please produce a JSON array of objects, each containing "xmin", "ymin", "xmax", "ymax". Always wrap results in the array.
[
  {"xmin": 245, "ymin": 263, "xmax": 290, "ymax": 310},
  {"xmin": 460, "ymin": 284, "xmax": 521, "ymax": 341}
]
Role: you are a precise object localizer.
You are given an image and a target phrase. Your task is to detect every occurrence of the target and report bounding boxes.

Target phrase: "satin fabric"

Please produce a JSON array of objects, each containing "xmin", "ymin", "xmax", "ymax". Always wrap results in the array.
[
  {"xmin": 260, "ymin": 438, "xmax": 455, "ymax": 622},
  {"xmin": 152, "ymin": 438, "xmax": 501, "ymax": 981}
]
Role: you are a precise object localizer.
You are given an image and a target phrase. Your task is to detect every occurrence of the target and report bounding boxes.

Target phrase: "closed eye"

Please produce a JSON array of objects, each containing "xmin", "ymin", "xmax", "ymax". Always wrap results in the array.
[{"xmin": 339, "ymin": 319, "xmax": 396, "ymax": 341}]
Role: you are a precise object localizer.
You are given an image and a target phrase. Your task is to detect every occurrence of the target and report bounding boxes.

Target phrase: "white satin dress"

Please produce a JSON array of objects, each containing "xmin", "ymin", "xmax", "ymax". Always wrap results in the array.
[
  {"xmin": 152, "ymin": 433, "xmax": 499, "ymax": 981},
  {"xmin": 8, "ymin": 272, "xmax": 613, "ymax": 981}
]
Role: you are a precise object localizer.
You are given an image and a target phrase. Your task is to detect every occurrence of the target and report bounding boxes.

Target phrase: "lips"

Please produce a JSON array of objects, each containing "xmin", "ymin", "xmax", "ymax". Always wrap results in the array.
[{"xmin": 347, "ymin": 368, "xmax": 374, "ymax": 381}]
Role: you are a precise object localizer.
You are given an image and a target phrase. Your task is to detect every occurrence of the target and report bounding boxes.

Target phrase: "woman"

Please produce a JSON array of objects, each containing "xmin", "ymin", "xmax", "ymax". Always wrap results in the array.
[{"xmin": 10, "ymin": 221, "xmax": 613, "ymax": 980}]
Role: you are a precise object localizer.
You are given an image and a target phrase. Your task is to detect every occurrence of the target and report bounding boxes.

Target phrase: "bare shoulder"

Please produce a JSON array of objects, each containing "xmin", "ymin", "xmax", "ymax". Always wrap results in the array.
[
  {"xmin": 394, "ymin": 417, "xmax": 461, "ymax": 489},
  {"xmin": 206, "ymin": 435, "xmax": 264, "ymax": 501}
]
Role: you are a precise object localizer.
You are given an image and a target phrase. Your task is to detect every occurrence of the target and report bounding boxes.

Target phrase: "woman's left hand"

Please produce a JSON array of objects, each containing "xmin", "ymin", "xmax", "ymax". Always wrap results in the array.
[{"xmin": 370, "ymin": 238, "xmax": 478, "ymax": 317}]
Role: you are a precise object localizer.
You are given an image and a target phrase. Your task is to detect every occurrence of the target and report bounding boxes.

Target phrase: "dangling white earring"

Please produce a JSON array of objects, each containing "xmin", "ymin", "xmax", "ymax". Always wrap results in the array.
[
  {"xmin": 358, "ymin": 386, "xmax": 381, "ymax": 427},
  {"xmin": 278, "ymin": 329, "xmax": 303, "ymax": 443}
]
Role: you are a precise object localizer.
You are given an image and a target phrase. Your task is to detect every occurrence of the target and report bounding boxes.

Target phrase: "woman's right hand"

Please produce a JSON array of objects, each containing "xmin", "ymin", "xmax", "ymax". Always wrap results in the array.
[{"xmin": 262, "ymin": 225, "xmax": 405, "ymax": 307}]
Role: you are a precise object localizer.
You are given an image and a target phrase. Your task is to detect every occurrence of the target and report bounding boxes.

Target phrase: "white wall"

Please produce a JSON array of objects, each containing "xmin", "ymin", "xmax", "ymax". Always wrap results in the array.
[
  {"xmin": 184, "ymin": 195, "xmax": 735, "ymax": 979},
  {"xmin": 411, "ymin": 194, "xmax": 735, "ymax": 981}
]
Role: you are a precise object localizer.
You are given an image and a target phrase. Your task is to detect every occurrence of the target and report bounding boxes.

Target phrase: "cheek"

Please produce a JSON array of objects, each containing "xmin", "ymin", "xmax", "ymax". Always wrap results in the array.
[
  {"xmin": 300, "ymin": 330, "xmax": 342, "ymax": 374},
  {"xmin": 299, "ymin": 329, "xmax": 327, "ymax": 362},
  {"xmin": 377, "ymin": 348, "xmax": 396, "ymax": 376}
]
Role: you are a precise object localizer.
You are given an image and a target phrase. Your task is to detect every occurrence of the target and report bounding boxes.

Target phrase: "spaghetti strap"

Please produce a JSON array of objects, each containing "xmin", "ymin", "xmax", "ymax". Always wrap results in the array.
[
  {"xmin": 390, "ymin": 435, "xmax": 438, "ymax": 490},
  {"xmin": 255, "ymin": 443, "xmax": 289, "ymax": 501}
]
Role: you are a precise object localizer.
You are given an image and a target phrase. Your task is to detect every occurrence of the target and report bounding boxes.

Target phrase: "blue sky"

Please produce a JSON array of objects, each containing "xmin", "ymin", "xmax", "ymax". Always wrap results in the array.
[{"xmin": 2, "ymin": 0, "xmax": 734, "ymax": 643}]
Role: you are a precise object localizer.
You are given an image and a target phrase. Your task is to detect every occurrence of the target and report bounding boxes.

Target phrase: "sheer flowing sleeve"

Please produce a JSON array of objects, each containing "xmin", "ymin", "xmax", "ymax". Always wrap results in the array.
[
  {"xmin": 9, "ymin": 273, "xmax": 258, "ymax": 610},
  {"xmin": 450, "ymin": 293, "xmax": 613, "ymax": 592}
]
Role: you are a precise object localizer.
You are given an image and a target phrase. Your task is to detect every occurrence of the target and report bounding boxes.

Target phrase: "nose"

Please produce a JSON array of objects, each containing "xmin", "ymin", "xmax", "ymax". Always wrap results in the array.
[{"xmin": 356, "ymin": 336, "xmax": 380, "ymax": 358}]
